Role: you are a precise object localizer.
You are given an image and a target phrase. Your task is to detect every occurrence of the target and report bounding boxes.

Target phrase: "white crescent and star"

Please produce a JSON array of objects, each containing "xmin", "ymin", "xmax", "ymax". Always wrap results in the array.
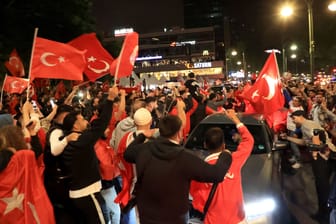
[
  {"xmin": 1, "ymin": 188, "xmax": 41, "ymax": 223},
  {"xmin": 9, "ymin": 56, "xmax": 20, "ymax": 68},
  {"xmin": 40, "ymin": 52, "xmax": 66, "ymax": 67},
  {"xmin": 87, "ymin": 55, "xmax": 110, "ymax": 74},
  {"xmin": 251, "ymin": 73, "xmax": 278, "ymax": 100},
  {"xmin": 1, "ymin": 188, "xmax": 24, "ymax": 215},
  {"xmin": 11, "ymin": 81, "xmax": 20, "ymax": 89}
]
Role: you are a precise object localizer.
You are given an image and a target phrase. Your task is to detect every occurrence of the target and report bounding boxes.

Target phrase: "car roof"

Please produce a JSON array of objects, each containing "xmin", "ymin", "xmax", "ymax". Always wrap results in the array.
[{"xmin": 200, "ymin": 113, "xmax": 267, "ymax": 126}]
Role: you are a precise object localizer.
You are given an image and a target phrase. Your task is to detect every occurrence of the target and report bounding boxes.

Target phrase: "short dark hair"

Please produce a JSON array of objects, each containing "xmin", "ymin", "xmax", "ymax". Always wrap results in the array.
[
  {"xmin": 55, "ymin": 104, "xmax": 73, "ymax": 119},
  {"xmin": 188, "ymin": 72, "xmax": 195, "ymax": 78},
  {"xmin": 62, "ymin": 111, "xmax": 81, "ymax": 133},
  {"xmin": 204, "ymin": 127, "xmax": 225, "ymax": 151},
  {"xmin": 159, "ymin": 115, "xmax": 182, "ymax": 138}
]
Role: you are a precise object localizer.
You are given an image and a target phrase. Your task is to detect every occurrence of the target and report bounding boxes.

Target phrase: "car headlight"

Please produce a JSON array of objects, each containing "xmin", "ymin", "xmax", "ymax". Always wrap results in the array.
[{"xmin": 245, "ymin": 197, "xmax": 277, "ymax": 223}]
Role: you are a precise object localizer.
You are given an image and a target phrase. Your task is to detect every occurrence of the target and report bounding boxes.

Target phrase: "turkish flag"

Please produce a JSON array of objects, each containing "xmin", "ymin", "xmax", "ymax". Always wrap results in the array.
[
  {"xmin": 31, "ymin": 37, "xmax": 86, "ymax": 81},
  {"xmin": 69, "ymin": 33, "xmax": 115, "ymax": 81},
  {"xmin": 4, "ymin": 49, "xmax": 25, "ymax": 77},
  {"xmin": 241, "ymin": 52, "xmax": 284, "ymax": 114},
  {"xmin": 0, "ymin": 150, "xmax": 55, "ymax": 224},
  {"xmin": 110, "ymin": 32, "xmax": 139, "ymax": 79},
  {"xmin": 3, "ymin": 75, "xmax": 29, "ymax": 94},
  {"xmin": 54, "ymin": 80, "xmax": 66, "ymax": 100},
  {"xmin": 114, "ymin": 132, "xmax": 134, "ymax": 207}
]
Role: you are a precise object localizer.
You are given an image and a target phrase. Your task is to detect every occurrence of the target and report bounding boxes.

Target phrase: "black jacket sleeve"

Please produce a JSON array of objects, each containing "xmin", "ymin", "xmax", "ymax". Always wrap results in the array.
[
  {"xmin": 182, "ymin": 150, "xmax": 232, "ymax": 183},
  {"xmin": 30, "ymin": 135, "xmax": 43, "ymax": 159},
  {"xmin": 124, "ymin": 133, "xmax": 147, "ymax": 163}
]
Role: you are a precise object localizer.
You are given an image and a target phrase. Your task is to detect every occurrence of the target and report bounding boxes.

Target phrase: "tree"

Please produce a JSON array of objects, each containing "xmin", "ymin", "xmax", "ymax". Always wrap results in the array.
[{"xmin": 0, "ymin": 0, "xmax": 96, "ymax": 76}]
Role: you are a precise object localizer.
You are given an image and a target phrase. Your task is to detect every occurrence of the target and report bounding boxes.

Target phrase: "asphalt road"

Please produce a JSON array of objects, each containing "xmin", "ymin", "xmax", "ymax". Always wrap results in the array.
[{"xmin": 281, "ymin": 150, "xmax": 332, "ymax": 224}]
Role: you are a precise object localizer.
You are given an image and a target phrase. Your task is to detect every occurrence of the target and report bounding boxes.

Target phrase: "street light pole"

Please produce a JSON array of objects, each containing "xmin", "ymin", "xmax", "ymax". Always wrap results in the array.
[{"xmin": 307, "ymin": 0, "xmax": 315, "ymax": 81}]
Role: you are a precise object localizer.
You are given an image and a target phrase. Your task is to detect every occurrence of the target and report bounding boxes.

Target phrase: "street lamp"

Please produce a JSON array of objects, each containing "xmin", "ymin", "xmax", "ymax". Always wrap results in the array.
[
  {"xmin": 306, "ymin": 0, "xmax": 315, "ymax": 80},
  {"xmin": 279, "ymin": 2, "xmax": 314, "ymax": 80},
  {"xmin": 329, "ymin": 1, "xmax": 336, "ymax": 11}
]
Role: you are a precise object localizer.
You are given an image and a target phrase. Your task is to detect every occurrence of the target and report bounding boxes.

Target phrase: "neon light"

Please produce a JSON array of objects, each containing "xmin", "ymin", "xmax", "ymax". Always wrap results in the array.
[
  {"xmin": 114, "ymin": 28, "xmax": 134, "ymax": 37},
  {"xmin": 136, "ymin": 56, "xmax": 163, "ymax": 61},
  {"xmin": 194, "ymin": 62, "xmax": 212, "ymax": 68}
]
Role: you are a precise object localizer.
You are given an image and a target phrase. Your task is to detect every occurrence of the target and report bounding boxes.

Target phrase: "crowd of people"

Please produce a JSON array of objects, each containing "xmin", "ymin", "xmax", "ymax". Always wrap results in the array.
[{"xmin": 0, "ymin": 71, "xmax": 336, "ymax": 224}]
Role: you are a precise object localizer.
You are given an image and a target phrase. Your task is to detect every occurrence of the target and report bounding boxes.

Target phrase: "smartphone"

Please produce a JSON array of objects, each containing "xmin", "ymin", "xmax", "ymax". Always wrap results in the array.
[
  {"xmin": 50, "ymin": 99, "xmax": 55, "ymax": 108},
  {"xmin": 31, "ymin": 100, "xmax": 37, "ymax": 110}
]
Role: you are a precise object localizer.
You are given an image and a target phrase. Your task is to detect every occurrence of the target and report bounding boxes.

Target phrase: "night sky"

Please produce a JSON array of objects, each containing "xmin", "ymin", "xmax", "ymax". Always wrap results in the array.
[{"xmin": 92, "ymin": 0, "xmax": 336, "ymax": 70}]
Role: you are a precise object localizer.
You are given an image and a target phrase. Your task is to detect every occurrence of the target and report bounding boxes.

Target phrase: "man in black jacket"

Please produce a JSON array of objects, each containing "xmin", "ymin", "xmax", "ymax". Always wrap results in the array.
[
  {"xmin": 124, "ymin": 115, "xmax": 232, "ymax": 224},
  {"xmin": 61, "ymin": 86, "xmax": 119, "ymax": 224}
]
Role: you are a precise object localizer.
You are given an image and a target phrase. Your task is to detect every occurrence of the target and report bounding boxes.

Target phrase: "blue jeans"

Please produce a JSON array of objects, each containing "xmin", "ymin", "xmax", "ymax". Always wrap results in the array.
[
  {"xmin": 121, "ymin": 207, "xmax": 137, "ymax": 224},
  {"xmin": 101, "ymin": 186, "xmax": 121, "ymax": 224}
]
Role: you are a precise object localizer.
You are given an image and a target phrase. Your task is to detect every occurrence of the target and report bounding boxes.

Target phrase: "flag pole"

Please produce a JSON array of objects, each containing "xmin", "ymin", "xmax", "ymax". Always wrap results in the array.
[
  {"xmin": 0, "ymin": 75, "xmax": 8, "ymax": 105},
  {"xmin": 26, "ymin": 27, "xmax": 39, "ymax": 100}
]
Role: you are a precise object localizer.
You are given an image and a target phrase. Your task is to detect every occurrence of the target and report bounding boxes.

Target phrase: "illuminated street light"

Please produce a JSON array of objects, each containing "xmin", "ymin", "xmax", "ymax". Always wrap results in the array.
[
  {"xmin": 231, "ymin": 50, "xmax": 238, "ymax": 56},
  {"xmin": 290, "ymin": 44, "xmax": 298, "ymax": 51},
  {"xmin": 279, "ymin": 2, "xmax": 314, "ymax": 79},
  {"xmin": 290, "ymin": 54, "xmax": 297, "ymax": 59},
  {"xmin": 280, "ymin": 5, "xmax": 293, "ymax": 17},
  {"xmin": 329, "ymin": 2, "xmax": 336, "ymax": 11}
]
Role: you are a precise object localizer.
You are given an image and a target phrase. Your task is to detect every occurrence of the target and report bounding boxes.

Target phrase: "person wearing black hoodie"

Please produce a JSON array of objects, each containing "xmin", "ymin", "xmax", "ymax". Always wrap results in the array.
[{"xmin": 124, "ymin": 115, "xmax": 232, "ymax": 224}]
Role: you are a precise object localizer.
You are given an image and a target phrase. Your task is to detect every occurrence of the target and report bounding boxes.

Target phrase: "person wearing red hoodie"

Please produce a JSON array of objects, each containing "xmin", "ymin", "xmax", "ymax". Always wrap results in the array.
[{"xmin": 190, "ymin": 109, "xmax": 254, "ymax": 224}]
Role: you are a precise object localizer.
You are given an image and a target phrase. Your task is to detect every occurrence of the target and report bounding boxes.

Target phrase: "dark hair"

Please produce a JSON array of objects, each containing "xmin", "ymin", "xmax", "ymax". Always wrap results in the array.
[
  {"xmin": 0, "ymin": 149, "xmax": 14, "ymax": 172},
  {"xmin": 55, "ymin": 104, "xmax": 73, "ymax": 119},
  {"xmin": 62, "ymin": 111, "xmax": 81, "ymax": 132},
  {"xmin": 159, "ymin": 115, "xmax": 182, "ymax": 138},
  {"xmin": 209, "ymin": 93, "xmax": 217, "ymax": 100},
  {"xmin": 145, "ymin": 96, "xmax": 157, "ymax": 104},
  {"xmin": 188, "ymin": 72, "xmax": 195, "ymax": 78},
  {"xmin": 204, "ymin": 127, "xmax": 225, "ymax": 151}
]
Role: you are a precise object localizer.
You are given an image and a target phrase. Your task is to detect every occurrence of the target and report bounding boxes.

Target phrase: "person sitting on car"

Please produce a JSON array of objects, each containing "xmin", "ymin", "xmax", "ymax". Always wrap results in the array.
[{"xmin": 190, "ymin": 109, "xmax": 254, "ymax": 224}]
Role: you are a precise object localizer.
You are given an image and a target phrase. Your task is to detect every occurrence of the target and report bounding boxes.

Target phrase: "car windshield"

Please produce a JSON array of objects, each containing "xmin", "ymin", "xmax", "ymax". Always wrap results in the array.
[{"xmin": 185, "ymin": 123, "xmax": 271, "ymax": 154}]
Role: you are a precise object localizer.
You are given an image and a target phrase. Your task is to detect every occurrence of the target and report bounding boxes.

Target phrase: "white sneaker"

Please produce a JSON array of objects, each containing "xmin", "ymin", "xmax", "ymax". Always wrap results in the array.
[{"xmin": 291, "ymin": 162, "xmax": 301, "ymax": 169}]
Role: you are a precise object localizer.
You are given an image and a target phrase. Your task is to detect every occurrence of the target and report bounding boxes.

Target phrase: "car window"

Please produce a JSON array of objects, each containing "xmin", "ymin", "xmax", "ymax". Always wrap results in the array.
[{"xmin": 185, "ymin": 123, "xmax": 269, "ymax": 154}]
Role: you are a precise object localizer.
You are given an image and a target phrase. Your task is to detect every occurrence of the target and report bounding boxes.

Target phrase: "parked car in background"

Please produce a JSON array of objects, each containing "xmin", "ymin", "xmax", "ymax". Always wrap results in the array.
[{"xmin": 185, "ymin": 113, "xmax": 295, "ymax": 224}]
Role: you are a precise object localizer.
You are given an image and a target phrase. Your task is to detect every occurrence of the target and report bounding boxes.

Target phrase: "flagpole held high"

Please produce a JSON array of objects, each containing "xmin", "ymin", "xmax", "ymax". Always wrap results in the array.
[{"xmin": 27, "ymin": 27, "xmax": 39, "ymax": 100}]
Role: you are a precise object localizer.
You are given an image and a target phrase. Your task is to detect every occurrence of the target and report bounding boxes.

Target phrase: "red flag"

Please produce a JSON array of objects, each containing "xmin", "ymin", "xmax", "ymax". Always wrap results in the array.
[
  {"xmin": 31, "ymin": 37, "xmax": 86, "ymax": 81},
  {"xmin": 110, "ymin": 32, "xmax": 139, "ymax": 79},
  {"xmin": 0, "ymin": 150, "xmax": 55, "ymax": 224},
  {"xmin": 54, "ymin": 80, "xmax": 66, "ymax": 100},
  {"xmin": 3, "ymin": 75, "xmax": 29, "ymax": 94},
  {"xmin": 68, "ymin": 33, "xmax": 114, "ymax": 81},
  {"xmin": 241, "ymin": 52, "xmax": 284, "ymax": 114},
  {"xmin": 4, "ymin": 49, "xmax": 25, "ymax": 77}
]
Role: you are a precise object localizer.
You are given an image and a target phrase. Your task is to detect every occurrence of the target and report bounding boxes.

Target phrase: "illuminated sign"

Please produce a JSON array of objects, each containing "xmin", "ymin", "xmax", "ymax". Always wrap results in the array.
[
  {"xmin": 194, "ymin": 62, "xmax": 212, "ymax": 68},
  {"xmin": 136, "ymin": 56, "xmax": 163, "ymax": 61},
  {"xmin": 170, "ymin": 40, "xmax": 196, "ymax": 47},
  {"xmin": 114, "ymin": 28, "xmax": 134, "ymax": 37}
]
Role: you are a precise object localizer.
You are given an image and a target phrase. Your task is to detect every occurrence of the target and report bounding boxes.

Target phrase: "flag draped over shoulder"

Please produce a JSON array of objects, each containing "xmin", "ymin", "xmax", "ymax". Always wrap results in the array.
[
  {"xmin": 5, "ymin": 49, "xmax": 25, "ymax": 77},
  {"xmin": 110, "ymin": 32, "xmax": 139, "ymax": 79},
  {"xmin": 0, "ymin": 150, "xmax": 55, "ymax": 224},
  {"xmin": 241, "ymin": 52, "xmax": 284, "ymax": 115},
  {"xmin": 3, "ymin": 76, "xmax": 29, "ymax": 94},
  {"xmin": 69, "ymin": 33, "xmax": 115, "ymax": 82},
  {"xmin": 31, "ymin": 37, "xmax": 86, "ymax": 81}
]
